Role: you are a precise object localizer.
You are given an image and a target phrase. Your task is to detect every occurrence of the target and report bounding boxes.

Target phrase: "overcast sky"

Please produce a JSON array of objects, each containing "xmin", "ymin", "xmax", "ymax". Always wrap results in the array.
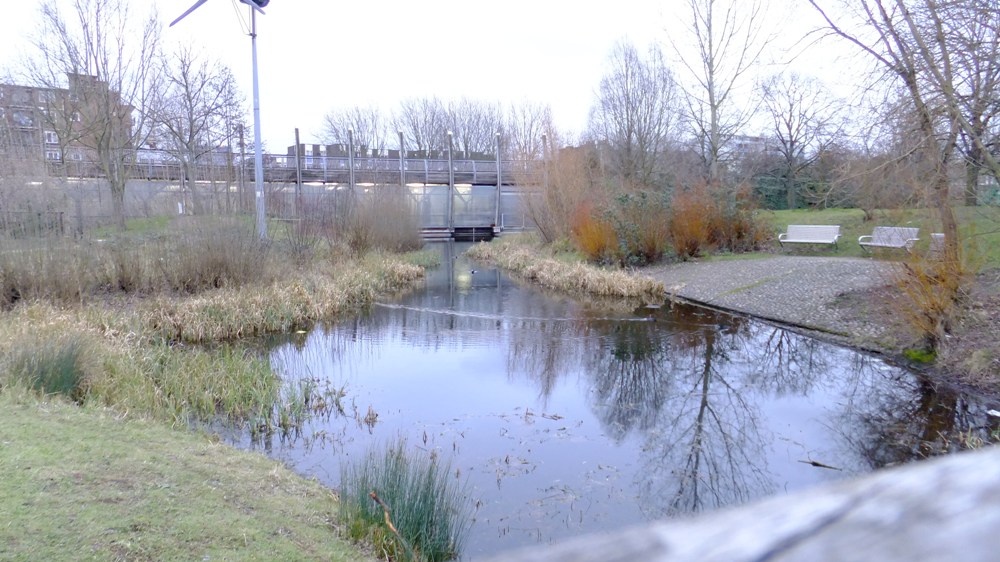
[{"xmin": 0, "ymin": 0, "xmax": 861, "ymax": 150}]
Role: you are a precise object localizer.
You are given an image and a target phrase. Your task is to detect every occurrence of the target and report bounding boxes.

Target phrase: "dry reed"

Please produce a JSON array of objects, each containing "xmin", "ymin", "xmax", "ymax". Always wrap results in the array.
[{"xmin": 466, "ymin": 237, "xmax": 665, "ymax": 304}]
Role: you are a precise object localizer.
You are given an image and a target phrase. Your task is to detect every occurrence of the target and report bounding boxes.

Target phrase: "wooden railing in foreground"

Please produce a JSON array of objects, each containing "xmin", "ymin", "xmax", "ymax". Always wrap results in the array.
[{"xmin": 477, "ymin": 446, "xmax": 1000, "ymax": 561}]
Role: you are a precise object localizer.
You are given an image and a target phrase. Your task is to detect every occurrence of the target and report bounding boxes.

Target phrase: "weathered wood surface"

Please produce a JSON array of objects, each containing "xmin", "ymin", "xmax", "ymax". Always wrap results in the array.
[{"xmin": 477, "ymin": 446, "xmax": 1000, "ymax": 562}]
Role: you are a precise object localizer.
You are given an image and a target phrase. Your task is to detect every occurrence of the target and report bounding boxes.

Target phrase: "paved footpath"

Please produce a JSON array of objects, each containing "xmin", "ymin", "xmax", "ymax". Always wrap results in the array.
[{"xmin": 641, "ymin": 255, "xmax": 895, "ymax": 344}]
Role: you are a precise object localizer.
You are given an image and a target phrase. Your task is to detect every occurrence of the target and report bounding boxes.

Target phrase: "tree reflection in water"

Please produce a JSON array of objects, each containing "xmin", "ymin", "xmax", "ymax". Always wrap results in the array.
[
  {"xmin": 254, "ymin": 246, "xmax": 997, "ymax": 555},
  {"xmin": 831, "ymin": 356, "xmax": 995, "ymax": 469},
  {"xmin": 583, "ymin": 305, "xmax": 774, "ymax": 517}
]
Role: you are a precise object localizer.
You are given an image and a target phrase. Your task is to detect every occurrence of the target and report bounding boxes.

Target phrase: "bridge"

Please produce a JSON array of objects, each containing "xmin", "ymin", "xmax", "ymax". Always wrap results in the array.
[
  {"xmin": 43, "ymin": 151, "xmax": 543, "ymax": 239},
  {"xmin": 44, "ymin": 150, "xmax": 544, "ymax": 187}
]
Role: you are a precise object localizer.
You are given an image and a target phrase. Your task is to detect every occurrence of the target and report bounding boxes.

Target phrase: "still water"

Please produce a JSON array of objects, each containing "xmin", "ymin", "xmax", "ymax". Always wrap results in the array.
[{"xmin": 232, "ymin": 242, "xmax": 994, "ymax": 559}]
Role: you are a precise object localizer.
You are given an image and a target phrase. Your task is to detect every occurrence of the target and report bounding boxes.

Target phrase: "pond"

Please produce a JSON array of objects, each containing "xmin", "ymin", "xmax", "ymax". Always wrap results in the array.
[{"xmin": 227, "ymin": 242, "xmax": 995, "ymax": 559}]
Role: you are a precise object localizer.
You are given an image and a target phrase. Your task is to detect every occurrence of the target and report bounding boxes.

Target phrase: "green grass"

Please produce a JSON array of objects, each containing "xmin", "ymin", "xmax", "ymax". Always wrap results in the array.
[
  {"xmin": 0, "ymin": 393, "xmax": 372, "ymax": 561},
  {"xmin": 763, "ymin": 206, "xmax": 1000, "ymax": 266},
  {"xmin": 340, "ymin": 441, "xmax": 472, "ymax": 562},
  {"xmin": 90, "ymin": 215, "xmax": 173, "ymax": 239}
]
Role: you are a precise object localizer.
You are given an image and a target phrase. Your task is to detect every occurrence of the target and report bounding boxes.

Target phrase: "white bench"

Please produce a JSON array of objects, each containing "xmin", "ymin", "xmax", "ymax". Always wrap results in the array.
[
  {"xmin": 858, "ymin": 226, "xmax": 920, "ymax": 252},
  {"xmin": 778, "ymin": 225, "xmax": 841, "ymax": 247}
]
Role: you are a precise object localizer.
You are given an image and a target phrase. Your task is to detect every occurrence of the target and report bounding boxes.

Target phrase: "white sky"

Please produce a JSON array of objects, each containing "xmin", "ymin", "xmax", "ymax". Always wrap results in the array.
[{"xmin": 0, "ymin": 0, "xmax": 864, "ymax": 151}]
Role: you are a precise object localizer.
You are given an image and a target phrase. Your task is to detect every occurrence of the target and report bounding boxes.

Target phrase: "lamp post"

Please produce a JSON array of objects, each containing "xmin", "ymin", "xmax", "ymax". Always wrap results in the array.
[
  {"xmin": 170, "ymin": 0, "xmax": 270, "ymax": 239},
  {"xmin": 249, "ymin": 8, "xmax": 266, "ymax": 238}
]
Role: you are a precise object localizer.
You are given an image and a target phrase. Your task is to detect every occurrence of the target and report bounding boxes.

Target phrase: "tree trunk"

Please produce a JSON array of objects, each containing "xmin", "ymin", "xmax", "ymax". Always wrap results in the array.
[
  {"xmin": 964, "ymin": 159, "xmax": 981, "ymax": 207},
  {"xmin": 785, "ymin": 174, "xmax": 797, "ymax": 210}
]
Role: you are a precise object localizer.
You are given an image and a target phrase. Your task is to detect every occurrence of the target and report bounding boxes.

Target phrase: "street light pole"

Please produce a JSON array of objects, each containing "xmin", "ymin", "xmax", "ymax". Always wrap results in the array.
[
  {"xmin": 250, "ymin": 9, "xmax": 267, "ymax": 239},
  {"xmin": 169, "ymin": 0, "xmax": 270, "ymax": 239}
]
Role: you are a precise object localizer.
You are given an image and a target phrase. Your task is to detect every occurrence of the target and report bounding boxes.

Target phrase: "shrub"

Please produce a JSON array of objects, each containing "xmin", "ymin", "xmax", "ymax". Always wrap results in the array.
[
  {"xmin": 893, "ymin": 253, "xmax": 968, "ymax": 351},
  {"xmin": 571, "ymin": 204, "xmax": 618, "ymax": 264},
  {"xmin": 705, "ymin": 183, "xmax": 769, "ymax": 252},
  {"xmin": 340, "ymin": 440, "xmax": 471, "ymax": 562},
  {"xmin": 667, "ymin": 185, "xmax": 714, "ymax": 258},
  {"xmin": 518, "ymin": 143, "xmax": 606, "ymax": 244},
  {"xmin": 604, "ymin": 191, "xmax": 670, "ymax": 265},
  {"xmin": 667, "ymin": 183, "xmax": 769, "ymax": 258}
]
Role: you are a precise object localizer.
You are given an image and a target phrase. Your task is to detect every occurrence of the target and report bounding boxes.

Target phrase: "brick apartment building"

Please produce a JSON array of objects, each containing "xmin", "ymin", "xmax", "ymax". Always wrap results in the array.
[{"xmin": 0, "ymin": 73, "xmax": 133, "ymax": 169}]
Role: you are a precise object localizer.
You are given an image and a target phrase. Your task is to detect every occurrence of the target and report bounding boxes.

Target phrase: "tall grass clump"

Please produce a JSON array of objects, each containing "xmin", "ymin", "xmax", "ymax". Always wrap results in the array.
[
  {"xmin": 85, "ymin": 342, "xmax": 283, "ymax": 426},
  {"xmin": 0, "ymin": 217, "xmax": 279, "ymax": 305},
  {"xmin": 340, "ymin": 188, "xmax": 422, "ymax": 256},
  {"xmin": 3, "ymin": 333, "xmax": 98, "ymax": 402},
  {"xmin": 155, "ymin": 217, "xmax": 276, "ymax": 293},
  {"xmin": 340, "ymin": 440, "xmax": 471, "ymax": 562},
  {"xmin": 466, "ymin": 237, "xmax": 666, "ymax": 303},
  {"xmin": 0, "ymin": 239, "xmax": 99, "ymax": 305}
]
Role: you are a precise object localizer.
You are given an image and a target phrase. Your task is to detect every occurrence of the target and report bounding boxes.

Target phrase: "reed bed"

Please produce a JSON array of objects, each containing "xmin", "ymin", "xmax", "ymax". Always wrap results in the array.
[
  {"xmin": 86, "ymin": 254, "xmax": 426, "ymax": 344},
  {"xmin": 0, "ymin": 218, "xmax": 429, "ymax": 428},
  {"xmin": 466, "ymin": 237, "xmax": 666, "ymax": 304},
  {"xmin": 340, "ymin": 440, "xmax": 472, "ymax": 562}
]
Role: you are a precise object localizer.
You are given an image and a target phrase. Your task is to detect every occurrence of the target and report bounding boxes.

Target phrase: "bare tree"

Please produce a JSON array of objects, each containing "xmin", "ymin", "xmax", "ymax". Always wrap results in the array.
[
  {"xmin": 446, "ymin": 98, "xmax": 504, "ymax": 157},
  {"xmin": 673, "ymin": 0, "xmax": 774, "ymax": 184},
  {"xmin": 808, "ymin": 0, "xmax": 1000, "ymax": 348},
  {"xmin": 393, "ymin": 96, "xmax": 449, "ymax": 154},
  {"xmin": 587, "ymin": 41, "xmax": 683, "ymax": 188},
  {"xmin": 26, "ymin": 0, "xmax": 160, "ymax": 230},
  {"xmin": 760, "ymin": 72, "xmax": 845, "ymax": 208},
  {"xmin": 944, "ymin": 2, "xmax": 1000, "ymax": 206},
  {"xmin": 321, "ymin": 105, "xmax": 388, "ymax": 153},
  {"xmin": 154, "ymin": 46, "xmax": 240, "ymax": 215},
  {"xmin": 505, "ymin": 101, "xmax": 554, "ymax": 160},
  {"xmin": 809, "ymin": 0, "xmax": 966, "ymax": 263}
]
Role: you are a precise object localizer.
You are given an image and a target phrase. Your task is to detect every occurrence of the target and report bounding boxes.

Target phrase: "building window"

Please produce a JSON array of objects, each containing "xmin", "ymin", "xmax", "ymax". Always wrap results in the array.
[
  {"xmin": 46, "ymin": 150, "xmax": 62, "ymax": 161},
  {"xmin": 69, "ymin": 151, "xmax": 82, "ymax": 161},
  {"xmin": 44, "ymin": 130, "xmax": 58, "ymax": 144},
  {"xmin": 71, "ymin": 111, "xmax": 81, "ymax": 122},
  {"xmin": 11, "ymin": 110, "xmax": 34, "ymax": 127}
]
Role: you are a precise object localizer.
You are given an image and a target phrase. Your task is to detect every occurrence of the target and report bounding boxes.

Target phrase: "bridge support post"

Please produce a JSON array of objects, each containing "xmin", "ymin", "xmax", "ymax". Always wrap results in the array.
[
  {"xmin": 447, "ymin": 131, "xmax": 454, "ymax": 233},
  {"xmin": 294, "ymin": 127, "xmax": 302, "ymax": 217},
  {"xmin": 348, "ymin": 129, "xmax": 355, "ymax": 192},
  {"xmin": 494, "ymin": 132, "xmax": 502, "ymax": 230},
  {"xmin": 398, "ymin": 131, "xmax": 405, "ymax": 188}
]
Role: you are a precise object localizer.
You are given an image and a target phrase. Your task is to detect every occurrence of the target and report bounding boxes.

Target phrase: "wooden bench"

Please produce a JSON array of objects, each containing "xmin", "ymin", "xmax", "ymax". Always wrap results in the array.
[
  {"xmin": 858, "ymin": 226, "xmax": 920, "ymax": 253},
  {"xmin": 777, "ymin": 225, "xmax": 841, "ymax": 247}
]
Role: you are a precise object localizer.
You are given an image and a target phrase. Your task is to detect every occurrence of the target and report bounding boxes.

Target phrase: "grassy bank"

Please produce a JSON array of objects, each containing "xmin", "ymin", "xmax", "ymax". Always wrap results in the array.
[
  {"xmin": 0, "ymin": 393, "xmax": 372, "ymax": 561},
  {"xmin": 465, "ymin": 235, "xmax": 665, "ymax": 304},
  {"xmin": 0, "ymin": 217, "xmax": 437, "ymax": 559},
  {"xmin": 762, "ymin": 206, "xmax": 1000, "ymax": 266}
]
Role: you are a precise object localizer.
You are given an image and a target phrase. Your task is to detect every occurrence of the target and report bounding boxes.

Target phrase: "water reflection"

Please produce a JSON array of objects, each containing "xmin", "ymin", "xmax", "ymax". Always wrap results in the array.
[{"xmin": 232, "ymin": 242, "xmax": 995, "ymax": 558}]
